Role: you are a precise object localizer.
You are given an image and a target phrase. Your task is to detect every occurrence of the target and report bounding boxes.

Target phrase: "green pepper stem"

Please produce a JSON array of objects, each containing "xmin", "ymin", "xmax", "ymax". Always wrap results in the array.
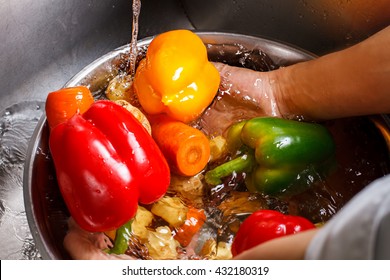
[
  {"xmin": 205, "ymin": 153, "xmax": 256, "ymax": 185},
  {"xmin": 108, "ymin": 219, "xmax": 133, "ymax": 255}
]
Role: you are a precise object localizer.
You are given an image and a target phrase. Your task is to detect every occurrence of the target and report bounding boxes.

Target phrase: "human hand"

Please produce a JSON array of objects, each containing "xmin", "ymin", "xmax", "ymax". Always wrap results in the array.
[
  {"xmin": 214, "ymin": 25, "xmax": 390, "ymax": 121},
  {"xmin": 213, "ymin": 62, "xmax": 284, "ymax": 117}
]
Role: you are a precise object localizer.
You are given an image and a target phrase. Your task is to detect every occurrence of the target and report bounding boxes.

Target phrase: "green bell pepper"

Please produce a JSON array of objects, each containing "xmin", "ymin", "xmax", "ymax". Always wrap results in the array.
[
  {"xmin": 108, "ymin": 219, "xmax": 133, "ymax": 255},
  {"xmin": 205, "ymin": 117, "xmax": 336, "ymax": 196}
]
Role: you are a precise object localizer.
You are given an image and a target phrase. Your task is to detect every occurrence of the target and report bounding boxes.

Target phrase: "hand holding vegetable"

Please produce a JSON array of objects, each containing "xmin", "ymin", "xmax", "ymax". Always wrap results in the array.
[
  {"xmin": 206, "ymin": 117, "xmax": 336, "ymax": 196},
  {"xmin": 133, "ymin": 29, "xmax": 220, "ymax": 123},
  {"xmin": 232, "ymin": 210, "xmax": 315, "ymax": 256},
  {"xmin": 214, "ymin": 26, "xmax": 390, "ymax": 121},
  {"xmin": 49, "ymin": 100, "xmax": 170, "ymax": 232}
]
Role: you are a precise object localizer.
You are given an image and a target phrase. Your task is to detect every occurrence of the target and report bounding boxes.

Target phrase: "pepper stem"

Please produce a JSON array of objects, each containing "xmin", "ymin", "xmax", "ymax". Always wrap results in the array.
[
  {"xmin": 205, "ymin": 152, "xmax": 256, "ymax": 185},
  {"xmin": 108, "ymin": 219, "xmax": 133, "ymax": 255}
]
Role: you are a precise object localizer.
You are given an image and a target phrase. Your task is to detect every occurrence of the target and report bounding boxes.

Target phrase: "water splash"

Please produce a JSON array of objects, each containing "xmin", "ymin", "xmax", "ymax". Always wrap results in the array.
[
  {"xmin": 128, "ymin": 0, "xmax": 141, "ymax": 76},
  {"xmin": 0, "ymin": 101, "xmax": 44, "ymax": 259}
]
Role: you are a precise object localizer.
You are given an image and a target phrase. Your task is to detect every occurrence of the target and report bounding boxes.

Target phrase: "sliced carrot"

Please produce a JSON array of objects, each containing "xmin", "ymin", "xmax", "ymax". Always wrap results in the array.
[
  {"xmin": 45, "ymin": 86, "xmax": 94, "ymax": 129},
  {"xmin": 174, "ymin": 207, "xmax": 206, "ymax": 247},
  {"xmin": 150, "ymin": 115, "xmax": 210, "ymax": 176}
]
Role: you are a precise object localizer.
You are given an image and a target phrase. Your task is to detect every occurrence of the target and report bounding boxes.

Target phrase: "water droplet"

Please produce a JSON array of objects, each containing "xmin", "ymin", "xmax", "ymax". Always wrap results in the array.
[{"xmin": 0, "ymin": 101, "xmax": 44, "ymax": 260}]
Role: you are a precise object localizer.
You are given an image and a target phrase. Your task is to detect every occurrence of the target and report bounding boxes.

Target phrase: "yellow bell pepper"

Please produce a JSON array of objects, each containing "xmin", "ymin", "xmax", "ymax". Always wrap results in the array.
[{"xmin": 133, "ymin": 29, "xmax": 220, "ymax": 123}]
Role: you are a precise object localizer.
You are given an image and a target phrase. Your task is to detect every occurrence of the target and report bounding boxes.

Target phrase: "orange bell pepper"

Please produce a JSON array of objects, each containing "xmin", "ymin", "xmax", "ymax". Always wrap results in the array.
[{"xmin": 133, "ymin": 29, "xmax": 220, "ymax": 123}]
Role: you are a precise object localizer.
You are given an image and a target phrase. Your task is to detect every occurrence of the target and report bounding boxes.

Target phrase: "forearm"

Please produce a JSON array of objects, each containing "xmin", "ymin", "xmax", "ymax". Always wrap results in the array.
[
  {"xmin": 276, "ymin": 25, "xmax": 390, "ymax": 120},
  {"xmin": 233, "ymin": 229, "xmax": 318, "ymax": 260}
]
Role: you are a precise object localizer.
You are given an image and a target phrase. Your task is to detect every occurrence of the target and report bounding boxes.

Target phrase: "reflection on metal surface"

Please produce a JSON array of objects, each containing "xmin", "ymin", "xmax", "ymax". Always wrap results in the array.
[
  {"xmin": 181, "ymin": 0, "xmax": 390, "ymax": 54},
  {"xmin": 371, "ymin": 115, "xmax": 390, "ymax": 154},
  {"xmin": 0, "ymin": 102, "xmax": 44, "ymax": 259}
]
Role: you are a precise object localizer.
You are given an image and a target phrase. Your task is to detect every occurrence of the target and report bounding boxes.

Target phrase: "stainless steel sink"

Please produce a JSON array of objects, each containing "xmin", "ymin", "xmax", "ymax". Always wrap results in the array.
[
  {"xmin": 0, "ymin": 0, "xmax": 192, "ymax": 260},
  {"xmin": 1, "ymin": 0, "xmax": 389, "ymax": 260},
  {"xmin": 182, "ymin": 0, "xmax": 390, "ymax": 55}
]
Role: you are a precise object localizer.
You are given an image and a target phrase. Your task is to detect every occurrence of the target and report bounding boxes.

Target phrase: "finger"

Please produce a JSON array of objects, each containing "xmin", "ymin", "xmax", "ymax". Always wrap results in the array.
[
  {"xmin": 213, "ymin": 62, "xmax": 261, "ymax": 93},
  {"xmin": 212, "ymin": 62, "xmax": 281, "ymax": 116}
]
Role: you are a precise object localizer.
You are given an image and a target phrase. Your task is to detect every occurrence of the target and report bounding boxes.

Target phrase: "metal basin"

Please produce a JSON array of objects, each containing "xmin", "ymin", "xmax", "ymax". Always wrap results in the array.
[
  {"xmin": 0, "ymin": 0, "xmax": 192, "ymax": 259},
  {"xmin": 23, "ymin": 32, "xmax": 390, "ymax": 259}
]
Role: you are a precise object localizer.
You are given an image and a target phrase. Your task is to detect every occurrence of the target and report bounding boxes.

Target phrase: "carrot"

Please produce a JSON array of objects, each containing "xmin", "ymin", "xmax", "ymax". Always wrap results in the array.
[
  {"xmin": 150, "ymin": 115, "xmax": 210, "ymax": 176},
  {"xmin": 174, "ymin": 207, "xmax": 206, "ymax": 247},
  {"xmin": 45, "ymin": 86, "xmax": 94, "ymax": 129}
]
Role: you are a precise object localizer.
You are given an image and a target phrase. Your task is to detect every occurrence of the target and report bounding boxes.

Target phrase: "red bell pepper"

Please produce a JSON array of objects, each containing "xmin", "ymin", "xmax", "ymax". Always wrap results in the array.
[
  {"xmin": 49, "ymin": 100, "xmax": 170, "ymax": 232},
  {"xmin": 231, "ymin": 210, "xmax": 315, "ymax": 256}
]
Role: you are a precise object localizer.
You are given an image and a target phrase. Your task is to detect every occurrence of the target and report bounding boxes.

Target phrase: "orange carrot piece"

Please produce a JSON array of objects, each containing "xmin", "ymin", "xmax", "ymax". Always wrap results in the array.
[
  {"xmin": 45, "ymin": 86, "xmax": 94, "ymax": 129},
  {"xmin": 150, "ymin": 115, "xmax": 210, "ymax": 177},
  {"xmin": 174, "ymin": 207, "xmax": 206, "ymax": 247}
]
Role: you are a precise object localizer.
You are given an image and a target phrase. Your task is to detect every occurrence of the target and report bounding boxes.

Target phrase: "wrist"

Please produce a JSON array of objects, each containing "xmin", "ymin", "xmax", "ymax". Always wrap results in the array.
[{"xmin": 267, "ymin": 67, "xmax": 301, "ymax": 120}]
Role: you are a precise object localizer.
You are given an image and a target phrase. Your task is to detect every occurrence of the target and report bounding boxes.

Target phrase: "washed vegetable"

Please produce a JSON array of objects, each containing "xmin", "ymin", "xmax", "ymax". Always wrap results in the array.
[
  {"xmin": 150, "ymin": 196, "xmax": 206, "ymax": 247},
  {"xmin": 209, "ymin": 135, "xmax": 228, "ymax": 162},
  {"xmin": 200, "ymin": 239, "xmax": 232, "ymax": 260},
  {"xmin": 133, "ymin": 29, "xmax": 220, "ymax": 123},
  {"xmin": 114, "ymin": 99, "xmax": 152, "ymax": 134},
  {"xmin": 108, "ymin": 220, "xmax": 133, "ymax": 255},
  {"xmin": 231, "ymin": 210, "xmax": 315, "ymax": 256},
  {"xmin": 205, "ymin": 117, "xmax": 336, "ymax": 196},
  {"xmin": 174, "ymin": 207, "xmax": 206, "ymax": 247},
  {"xmin": 151, "ymin": 196, "xmax": 188, "ymax": 228},
  {"xmin": 45, "ymin": 86, "xmax": 94, "ymax": 129},
  {"xmin": 147, "ymin": 226, "xmax": 179, "ymax": 259},
  {"xmin": 150, "ymin": 115, "xmax": 210, "ymax": 176},
  {"xmin": 105, "ymin": 74, "xmax": 134, "ymax": 101},
  {"xmin": 63, "ymin": 218, "xmax": 134, "ymax": 260},
  {"xmin": 131, "ymin": 206, "xmax": 154, "ymax": 242},
  {"xmin": 49, "ymin": 100, "xmax": 170, "ymax": 232},
  {"xmin": 169, "ymin": 174, "xmax": 205, "ymax": 208}
]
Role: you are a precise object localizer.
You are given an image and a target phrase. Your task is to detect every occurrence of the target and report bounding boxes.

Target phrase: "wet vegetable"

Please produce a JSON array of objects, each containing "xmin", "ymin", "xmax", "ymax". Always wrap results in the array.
[
  {"xmin": 150, "ymin": 115, "xmax": 210, "ymax": 176},
  {"xmin": 105, "ymin": 74, "xmax": 134, "ymax": 101},
  {"xmin": 174, "ymin": 207, "xmax": 206, "ymax": 247},
  {"xmin": 200, "ymin": 239, "xmax": 232, "ymax": 260},
  {"xmin": 131, "ymin": 206, "xmax": 154, "ymax": 242},
  {"xmin": 133, "ymin": 29, "xmax": 220, "ymax": 123},
  {"xmin": 147, "ymin": 226, "xmax": 179, "ymax": 259},
  {"xmin": 114, "ymin": 99, "xmax": 152, "ymax": 134},
  {"xmin": 209, "ymin": 135, "xmax": 228, "ymax": 162},
  {"xmin": 108, "ymin": 220, "xmax": 133, "ymax": 255},
  {"xmin": 231, "ymin": 210, "xmax": 315, "ymax": 256},
  {"xmin": 205, "ymin": 117, "xmax": 336, "ymax": 196},
  {"xmin": 151, "ymin": 196, "xmax": 188, "ymax": 228},
  {"xmin": 49, "ymin": 100, "xmax": 170, "ymax": 232},
  {"xmin": 45, "ymin": 86, "xmax": 94, "ymax": 129}
]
